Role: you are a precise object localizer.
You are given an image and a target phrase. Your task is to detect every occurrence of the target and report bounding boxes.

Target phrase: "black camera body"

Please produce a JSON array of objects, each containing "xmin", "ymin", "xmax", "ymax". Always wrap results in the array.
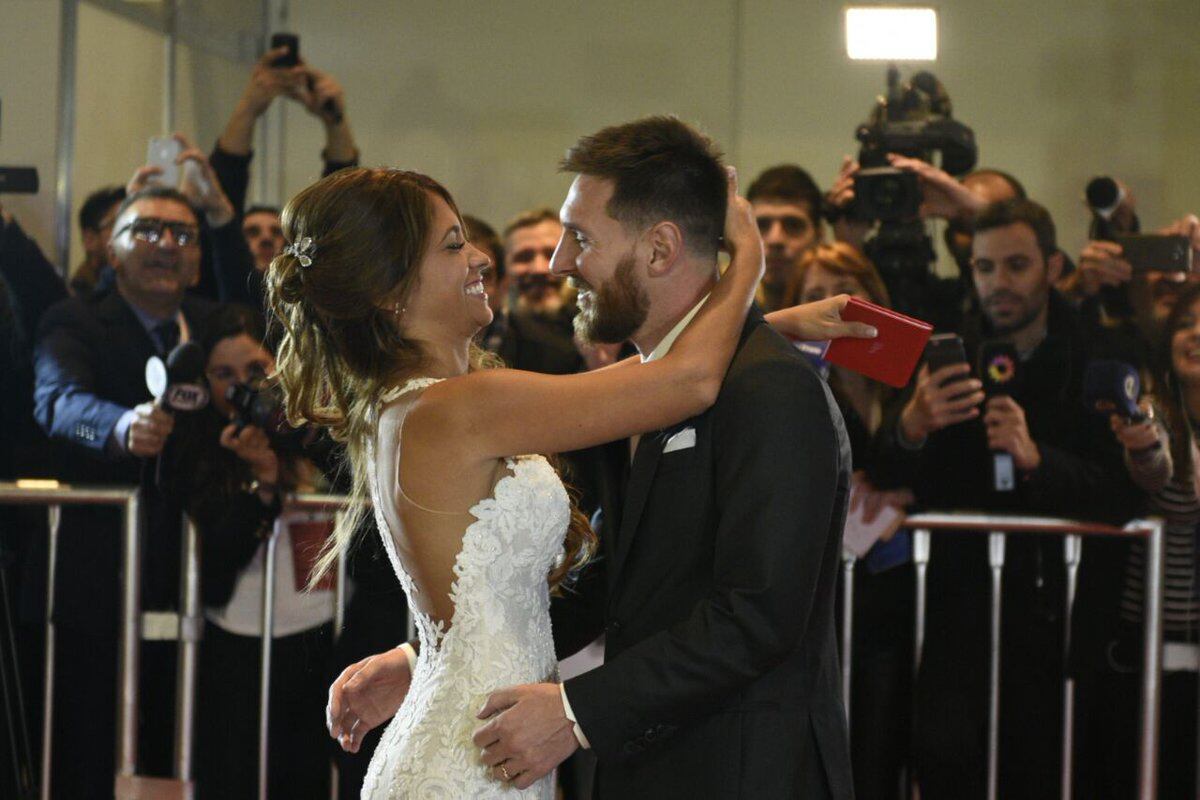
[
  {"xmin": 225, "ymin": 379, "xmax": 318, "ymax": 457},
  {"xmin": 853, "ymin": 167, "xmax": 921, "ymax": 223}
]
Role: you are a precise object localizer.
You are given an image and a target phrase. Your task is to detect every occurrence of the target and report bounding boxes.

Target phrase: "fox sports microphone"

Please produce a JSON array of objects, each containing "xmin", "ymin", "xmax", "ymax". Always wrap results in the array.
[
  {"xmin": 145, "ymin": 341, "xmax": 209, "ymax": 485},
  {"xmin": 1083, "ymin": 360, "xmax": 1145, "ymax": 423},
  {"xmin": 980, "ymin": 342, "xmax": 1019, "ymax": 492},
  {"xmin": 145, "ymin": 341, "xmax": 209, "ymax": 412}
]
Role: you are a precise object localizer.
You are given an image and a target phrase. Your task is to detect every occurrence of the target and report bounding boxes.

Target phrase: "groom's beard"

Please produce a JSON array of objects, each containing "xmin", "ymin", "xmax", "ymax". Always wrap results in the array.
[{"xmin": 571, "ymin": 252, "xmax": 649, "ymax": 345}]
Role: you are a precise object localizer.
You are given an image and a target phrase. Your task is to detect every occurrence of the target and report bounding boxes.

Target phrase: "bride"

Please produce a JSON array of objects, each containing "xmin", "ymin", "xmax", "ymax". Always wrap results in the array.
[{"xmin": 268, "ymin": 163, "xmax": 853, "ymax": 797}]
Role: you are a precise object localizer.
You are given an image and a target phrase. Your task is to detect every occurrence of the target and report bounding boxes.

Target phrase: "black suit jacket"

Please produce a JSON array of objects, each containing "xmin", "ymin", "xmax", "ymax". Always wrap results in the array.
[
  {"xmin": 29, "ymin": 290, "xmax": 219, "ymax": 632},
  {"xmin": 551, "ymin": 310, "xmax": 855, "ymax": 799}
]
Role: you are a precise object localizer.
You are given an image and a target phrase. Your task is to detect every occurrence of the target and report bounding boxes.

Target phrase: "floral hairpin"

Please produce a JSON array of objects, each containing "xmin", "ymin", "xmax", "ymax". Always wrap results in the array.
[{"xmin": 283, "ymin": 236, "xmax": 316, "ymax": 268}]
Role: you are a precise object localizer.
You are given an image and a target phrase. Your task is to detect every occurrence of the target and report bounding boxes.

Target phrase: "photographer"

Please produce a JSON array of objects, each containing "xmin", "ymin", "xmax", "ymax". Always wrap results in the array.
[
  {"xmin": 1071, "ymin": 283, "xmax": 1200, "ymax": 799},
  {"xmin": 212, "ymin": 48, "xmax": 360, "ymax": 272},
  {"xmin": 869, "ymin": 198, "xmax": 1139, "ymax": 799},
  {"xmin": 164, "ymin": 304, "xmax": 335, "ymax": 798}
]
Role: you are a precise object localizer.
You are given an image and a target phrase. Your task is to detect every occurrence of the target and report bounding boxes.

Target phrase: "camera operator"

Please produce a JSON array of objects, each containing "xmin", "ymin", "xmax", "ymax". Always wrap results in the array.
[
  {"xmin": 1070, "ymin": 283, "xmax": 1200, "ymax": 799},
  {"xmin": 789, "ymin": 242, "xmax": 916, "ymax": 799},
  {"xmin": 162, "ymin": 304, "xmax": 336, "ymax": 797},
  {"xmin": 869, "ymin": 198, "xmax": 1139, "ymax": 800},
  {"xmin": 30, "ymin": 186, "xmax": 220, "ymax": 796},
  {"xmin": 746, "ymin": 164, "xmax": 824, "ymax": 312},
  {"xmin": 827, "ymin": 152, "xmax": 986, "ymax": 331}
]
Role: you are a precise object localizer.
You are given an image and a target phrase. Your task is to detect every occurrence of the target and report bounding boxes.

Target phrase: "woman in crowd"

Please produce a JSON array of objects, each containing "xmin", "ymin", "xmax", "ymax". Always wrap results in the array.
[
  {"xmin": 788, "ymin": 241, "xmax": 916, "ymax": 800},
  {"xmin": 1076, "ymin": 282, "xmax": 1200, "ymax": 799},
  {"xmin": 168, "ymin": 304, "xmax": 339, "ymax": 798}
]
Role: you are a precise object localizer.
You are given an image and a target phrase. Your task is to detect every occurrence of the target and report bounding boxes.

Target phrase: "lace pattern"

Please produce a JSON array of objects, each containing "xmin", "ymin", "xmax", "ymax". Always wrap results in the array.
[{"xmin": 361, "ymin": 378, "xmax": 569, "ymax": 799}]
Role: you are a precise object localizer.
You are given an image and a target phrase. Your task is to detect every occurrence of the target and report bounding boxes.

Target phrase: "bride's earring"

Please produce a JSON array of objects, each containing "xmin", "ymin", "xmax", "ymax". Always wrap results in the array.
[{"xmin": 393, "ymin": 302, "xmax": 405, "ymax": 319}]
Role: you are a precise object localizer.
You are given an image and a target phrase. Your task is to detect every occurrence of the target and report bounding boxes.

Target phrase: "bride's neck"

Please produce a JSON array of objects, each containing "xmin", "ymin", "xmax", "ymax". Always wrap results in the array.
[{"xmin": 413, "ymin": 331, "xmax": 471, "ymax": 378}]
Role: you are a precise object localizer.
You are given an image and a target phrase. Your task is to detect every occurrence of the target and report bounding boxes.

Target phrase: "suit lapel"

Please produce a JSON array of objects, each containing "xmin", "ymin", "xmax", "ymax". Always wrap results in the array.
[{"xmin": 609, "ymin": 428, "xmax": 668, "ymax": 586}]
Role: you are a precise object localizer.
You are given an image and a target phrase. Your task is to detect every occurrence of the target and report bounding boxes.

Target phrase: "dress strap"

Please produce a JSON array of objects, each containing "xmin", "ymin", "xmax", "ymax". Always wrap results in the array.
[{"xmin": 379, "ymin": 376, "xmax": 444, "ymax": 405}]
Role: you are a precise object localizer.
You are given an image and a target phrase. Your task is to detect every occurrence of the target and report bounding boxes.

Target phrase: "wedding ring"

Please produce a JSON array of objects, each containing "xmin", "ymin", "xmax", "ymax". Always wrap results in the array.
[{"xmin": 499, "ymin": 764, "xmax": 511, "ymax": 781}]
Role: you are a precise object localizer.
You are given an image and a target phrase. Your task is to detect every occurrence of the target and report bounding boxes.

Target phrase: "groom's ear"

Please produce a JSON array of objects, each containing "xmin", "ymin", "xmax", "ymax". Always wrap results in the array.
[{"xmin": 645, "ymin": 221, "xmax": 684, "ymax": 278}]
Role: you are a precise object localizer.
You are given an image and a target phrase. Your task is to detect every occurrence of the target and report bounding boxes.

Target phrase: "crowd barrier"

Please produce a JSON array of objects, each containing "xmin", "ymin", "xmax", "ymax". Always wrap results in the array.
[
  {"xmin": 0, "ymin": 483, "xmax": 1166, "ymax": 799},
  {"xmin": 840, "ymin": 513, "xmax": 1165, "ymax": 800}
]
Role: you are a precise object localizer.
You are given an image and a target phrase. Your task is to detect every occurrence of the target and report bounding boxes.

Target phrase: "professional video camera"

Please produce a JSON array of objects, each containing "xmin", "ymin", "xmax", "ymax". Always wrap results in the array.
[{"xmin": 839, "ymin": 67, "xmax": 978, "ymax": 319}]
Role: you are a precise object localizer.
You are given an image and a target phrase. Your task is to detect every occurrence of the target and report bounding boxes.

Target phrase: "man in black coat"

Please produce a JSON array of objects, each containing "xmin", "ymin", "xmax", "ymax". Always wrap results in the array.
[
  {"xmin": 472, "ymin": 117, "xmax": 854, "ymax": 798},
  {"xmin": 31, "ymin": 186, "xmax": 218, "ymax": 797},
  {"xmin": 867, "ymin": 198, "xmax": 1140, "ymax": 800}
]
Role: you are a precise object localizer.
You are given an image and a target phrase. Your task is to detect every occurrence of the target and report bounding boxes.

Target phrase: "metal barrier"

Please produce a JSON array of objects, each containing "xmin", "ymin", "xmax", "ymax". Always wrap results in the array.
[
  {"xmin": 0, "ymin": 481, "xmax": 142, "ymax": 800},
  {"xmin": 839, "ymin": 513, "xmax": 1165, "ymax": 800}
]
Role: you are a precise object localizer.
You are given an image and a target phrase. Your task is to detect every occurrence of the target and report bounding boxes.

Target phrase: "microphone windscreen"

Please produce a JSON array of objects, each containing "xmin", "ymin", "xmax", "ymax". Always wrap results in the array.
[
  {"xmin": 1086, "ymin": 176, "xmax": 1121, "ymax": 215},
  {"xmin": 165, "ymin": 341, "xmax": 205, "ymax": 384},
  {"xmin": 980, "ymin": 342, "xmax": 1019, "ymax": 396},
  {"xmin": 1083, "ymin": 360, "xmax": 1141, "ymax": 419}
]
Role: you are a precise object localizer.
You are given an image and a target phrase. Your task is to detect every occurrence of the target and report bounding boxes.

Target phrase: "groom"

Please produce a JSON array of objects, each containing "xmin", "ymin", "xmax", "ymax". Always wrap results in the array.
[
  {"xmin": 327, "ymin": 117, "xmax": 855, "ymax": 798},
  {"xmin": 471, "ymin": 117, "xmax": 854, "ymax": 798}
]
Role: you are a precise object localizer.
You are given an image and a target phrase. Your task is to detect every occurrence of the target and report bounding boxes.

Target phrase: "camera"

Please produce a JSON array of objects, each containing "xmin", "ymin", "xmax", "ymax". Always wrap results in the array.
[
  {"xmin": 226, "ymin": 378, "xmax": 315, "ymax": 454},
  {"xmin": 850, "ymin": 68, "xmax": 977, "ymax": 223},
  {"xmin": 839, "ymin": 67, "xmax": 978, "ymax": 320}
]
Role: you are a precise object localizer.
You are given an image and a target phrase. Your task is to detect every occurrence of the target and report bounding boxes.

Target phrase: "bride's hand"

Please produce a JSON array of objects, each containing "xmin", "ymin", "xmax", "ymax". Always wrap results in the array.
[
  {"xmin": 327, "ymin": 647, "xmax": 413, "ymax": 753},
  {"xmin": 721, "ymin": 165, "xmax": 764, "ymax": 266},
  {"xmin": 766, "ymin": 295, "xmax": 879, "ymax": 342}
]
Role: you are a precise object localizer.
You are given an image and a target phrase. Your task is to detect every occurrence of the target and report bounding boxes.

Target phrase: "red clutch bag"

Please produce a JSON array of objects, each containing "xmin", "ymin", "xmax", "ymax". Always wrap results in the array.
[{"xmin": 822, "ymin": 297, "xmax": 933, "ymax": 388}]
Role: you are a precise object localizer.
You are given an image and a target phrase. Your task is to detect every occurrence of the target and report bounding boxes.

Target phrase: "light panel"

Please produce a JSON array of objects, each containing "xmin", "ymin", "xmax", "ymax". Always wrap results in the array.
[{"xmin": 845, "ymin": 7, "xmax": 938, "ymax": 61}]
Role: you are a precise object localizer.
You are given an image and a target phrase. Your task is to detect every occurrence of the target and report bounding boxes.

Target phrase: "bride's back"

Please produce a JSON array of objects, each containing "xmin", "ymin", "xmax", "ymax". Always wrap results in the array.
[{"xmin": 372, "ymin": 383, "xmax": 513, "ymax": 630}]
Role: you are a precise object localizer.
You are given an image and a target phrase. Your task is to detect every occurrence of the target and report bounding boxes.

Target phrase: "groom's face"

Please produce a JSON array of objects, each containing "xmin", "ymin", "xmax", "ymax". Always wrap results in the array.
[{"xmin": 551, "ymin": 175, "xmax": 649, "ymax": 344}]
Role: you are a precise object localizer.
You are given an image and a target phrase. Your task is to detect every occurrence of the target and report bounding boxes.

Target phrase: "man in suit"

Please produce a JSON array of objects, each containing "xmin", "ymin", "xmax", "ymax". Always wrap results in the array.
[
  {"xmin": 31, "ymin": 186, "xmax": 218, "ymax": 797},
  {"xmin": 472, "ymin": 117, "xmax": 854, "ymax": 798}
]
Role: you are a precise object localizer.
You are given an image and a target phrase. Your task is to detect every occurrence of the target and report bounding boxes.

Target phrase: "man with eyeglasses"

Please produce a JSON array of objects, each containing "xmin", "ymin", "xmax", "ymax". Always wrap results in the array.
[
  {"xmin": 31, "ymin": 185, "xmax": 220, "ymax": 796},
  {"xmin": 746, "ymin": 165, "xmax": 824, "ymax": 312}
]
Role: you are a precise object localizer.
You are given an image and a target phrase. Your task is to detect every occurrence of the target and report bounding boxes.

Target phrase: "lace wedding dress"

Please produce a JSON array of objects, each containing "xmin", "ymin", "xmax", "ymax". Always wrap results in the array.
[{"xmin": 360, "ymin": 378, "xmax": 569, "ymax": 799}]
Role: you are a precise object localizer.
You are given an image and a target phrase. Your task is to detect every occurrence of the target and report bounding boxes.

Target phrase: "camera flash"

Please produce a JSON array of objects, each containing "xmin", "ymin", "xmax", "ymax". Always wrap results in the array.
[{"xmin": 845, "ymin": 6, "xmax": 938, "ymax": 61}]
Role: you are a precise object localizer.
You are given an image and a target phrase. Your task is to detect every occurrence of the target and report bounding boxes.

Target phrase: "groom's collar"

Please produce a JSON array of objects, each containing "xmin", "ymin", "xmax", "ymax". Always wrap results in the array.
[{"xmin": 641, "ymin": 294, "xmax": 710, "ymax": 363}]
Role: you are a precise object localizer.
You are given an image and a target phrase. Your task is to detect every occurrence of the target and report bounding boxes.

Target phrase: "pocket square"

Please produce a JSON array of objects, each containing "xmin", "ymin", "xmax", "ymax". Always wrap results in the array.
[{"xmin": 662, "ymin": 427, "xmax": 697, "ymax": 453}]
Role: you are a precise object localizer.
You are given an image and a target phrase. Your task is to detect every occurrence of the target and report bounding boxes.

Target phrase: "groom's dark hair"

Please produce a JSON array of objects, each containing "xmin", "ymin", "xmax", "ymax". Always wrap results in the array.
[{"xmin": 561, "ymin": 116, "xmax": 726, "ymax": 258}]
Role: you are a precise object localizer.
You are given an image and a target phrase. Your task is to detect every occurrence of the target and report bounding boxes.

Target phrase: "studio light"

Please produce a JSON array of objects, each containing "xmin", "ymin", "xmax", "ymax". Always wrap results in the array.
[{"xmin": 845, "ymin": 6, "xmax": 938, "ymax": 61}]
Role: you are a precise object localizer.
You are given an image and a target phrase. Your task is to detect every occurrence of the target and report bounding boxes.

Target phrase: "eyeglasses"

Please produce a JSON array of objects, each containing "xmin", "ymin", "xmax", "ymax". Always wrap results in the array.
[
  {"xmin": 756, "ymin": 214, "xmax": 811, "ymax": 238},
  {"xmin": 115, "ymin": 218, "xmax": 200, "ymax": 248},
  {"xmin": 510, "ymin": 245, "xmax": 557, "ymax": 265}
]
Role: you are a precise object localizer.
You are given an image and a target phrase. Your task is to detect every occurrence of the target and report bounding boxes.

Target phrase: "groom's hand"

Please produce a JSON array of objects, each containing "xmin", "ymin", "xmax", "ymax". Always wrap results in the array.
[
  {"xmin": 473, "ymin": 682, "xmax": 579, "ymax": 790},
  {"xmin": 326, "ymin": 648, "xmax": 412, "ymax": 753}
]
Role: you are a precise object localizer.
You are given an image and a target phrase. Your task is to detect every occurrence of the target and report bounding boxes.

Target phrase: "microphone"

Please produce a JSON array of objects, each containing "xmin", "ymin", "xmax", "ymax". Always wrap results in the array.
[
  {"xmin": 145, "ymin": 341, "xmax": 209, "ymax": 485},
  {"xmin": 146, "ymin": 341, "xmax": 210, "ymax": 412},
  {"xmin": 1083, "ymin": 360, "xmax": 1145, "ymax": 423},
  {"xmin": 980, "ymin": 342, "xmax": 1019, "ymax": 492}
]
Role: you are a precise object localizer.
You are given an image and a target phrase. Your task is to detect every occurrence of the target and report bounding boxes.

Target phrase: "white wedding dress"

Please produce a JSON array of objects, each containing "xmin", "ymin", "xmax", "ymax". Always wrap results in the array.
[{"xmin": 360, "ymin": 378, "xmax": 569, "ymax": 799}]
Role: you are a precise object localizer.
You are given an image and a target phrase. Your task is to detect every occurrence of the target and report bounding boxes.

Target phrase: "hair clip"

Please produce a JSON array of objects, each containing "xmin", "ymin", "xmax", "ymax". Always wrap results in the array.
[{"xmin": 283, "ymin": 236, "xmax": 316, "ymax": 268}]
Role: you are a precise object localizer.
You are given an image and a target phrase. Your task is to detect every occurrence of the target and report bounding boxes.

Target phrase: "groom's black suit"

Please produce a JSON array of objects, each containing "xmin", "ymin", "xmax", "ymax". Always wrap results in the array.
[{"xmin": 552, "ymin": 308, "xmax": 854, "ymax": 798}]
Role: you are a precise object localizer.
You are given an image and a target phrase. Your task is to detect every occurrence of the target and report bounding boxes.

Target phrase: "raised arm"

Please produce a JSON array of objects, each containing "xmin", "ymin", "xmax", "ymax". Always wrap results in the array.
[{"xmin": 418, "ymin": 167, "xmax": 764, "ymax": 461}]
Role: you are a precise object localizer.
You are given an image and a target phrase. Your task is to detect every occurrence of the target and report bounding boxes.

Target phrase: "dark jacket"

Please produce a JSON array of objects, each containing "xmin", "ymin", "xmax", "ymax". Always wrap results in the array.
[
  {"xmin": 29, "ymin": 290, "xmax": 219, "ymax": 631},
  {"xmin": 551, "ymin": 309, "xmax": 855, "ymax": 799}
]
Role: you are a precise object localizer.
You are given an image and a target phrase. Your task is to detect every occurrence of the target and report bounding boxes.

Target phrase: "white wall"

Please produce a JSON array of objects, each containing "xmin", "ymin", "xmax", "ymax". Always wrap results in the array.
[
  {"xmin": 3, "ymin": 0, "xmax": 1199, "ymax": 274},
  {"xmin": 282, "ymin": 0, "xmax": 1200, "ymax": 258}
]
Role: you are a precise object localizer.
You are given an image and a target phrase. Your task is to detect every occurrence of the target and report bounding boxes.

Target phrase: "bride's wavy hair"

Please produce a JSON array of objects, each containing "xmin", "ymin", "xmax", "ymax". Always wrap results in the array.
[{"xmin": 266, "ymin": 167, "xmax": 594, "ymax": 592}]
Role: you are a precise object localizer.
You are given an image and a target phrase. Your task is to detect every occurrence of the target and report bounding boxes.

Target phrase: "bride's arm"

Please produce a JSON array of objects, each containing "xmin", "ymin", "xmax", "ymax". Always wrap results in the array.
[{"xmin": 415, "ymin": 167, "xmax": 764, "ymax": 461}]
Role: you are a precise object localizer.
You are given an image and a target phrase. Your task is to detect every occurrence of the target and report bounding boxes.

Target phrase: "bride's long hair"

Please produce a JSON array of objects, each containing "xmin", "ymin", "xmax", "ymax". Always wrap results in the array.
[{"xmin": 266, "ymin": 167, "xmax": 594, "ymax": 591}]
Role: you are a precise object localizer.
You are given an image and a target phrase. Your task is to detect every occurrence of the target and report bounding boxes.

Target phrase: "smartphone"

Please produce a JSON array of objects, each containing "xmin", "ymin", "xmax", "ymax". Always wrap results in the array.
[
  {"xmin": 1112, "ymin": 234, "xmax": 1192, "ymax": 273},
  {"xmin": 270, "ymin": 33, "xmax": 300, "ymax": 67},
  {"xmin": 146, "ymin": 136, "xmax": 182, "ymax": 188},
  {"xmin": 924, "ymin": 333, "xmax": 967, "ymax": 378}
]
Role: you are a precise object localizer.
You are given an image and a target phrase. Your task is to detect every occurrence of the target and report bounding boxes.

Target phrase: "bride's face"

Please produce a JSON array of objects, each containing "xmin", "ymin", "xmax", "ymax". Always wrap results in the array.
[{"xmin": 403, "ymin": 193, "xmax": 494, "ymax": 338}]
